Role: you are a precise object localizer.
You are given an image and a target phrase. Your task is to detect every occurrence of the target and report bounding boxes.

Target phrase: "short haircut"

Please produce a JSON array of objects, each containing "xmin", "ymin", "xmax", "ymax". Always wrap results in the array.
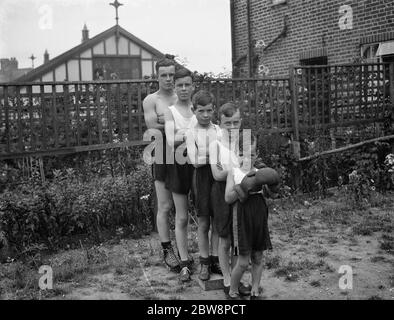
[
  {"xmin": 218, "ymin": 102, "xmax": 241, "ymax": 119},
  {"xmin": 155, "ymin": 54, "xmax": 176, "ymax": 73},
  {"xmin": 192, "ymin": 90, "xmax": 215, "ymax": 109},
  {"xmin": 174, "ymin": 68, "xmax": 193, "ymax": 82}
]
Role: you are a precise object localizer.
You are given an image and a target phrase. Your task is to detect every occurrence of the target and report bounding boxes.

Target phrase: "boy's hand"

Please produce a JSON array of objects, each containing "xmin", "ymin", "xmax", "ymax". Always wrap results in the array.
[
  {"xmin": 157, "ymin": 113, "xmax": 165, "ymax": 124},
  {"xmin": 263, "ymin": 184, "xmax": 279, "ymax": 199},
  {"xmin": 234, "ymin": 184, "xmax": 247, "ymax": 203},
  {"xmin": 176, "ymin": 128, "xmax": 188, "ymax": 141},
  {"xmin": 216, "ymin": 162, "xmax": 224, "ymax": 171}
]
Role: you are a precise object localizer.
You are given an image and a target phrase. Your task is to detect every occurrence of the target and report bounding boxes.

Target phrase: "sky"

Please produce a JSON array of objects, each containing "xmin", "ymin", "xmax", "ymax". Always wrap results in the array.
[{"xmin": 0, "ymin": 0, "xmax": 232, "ymax": 74}]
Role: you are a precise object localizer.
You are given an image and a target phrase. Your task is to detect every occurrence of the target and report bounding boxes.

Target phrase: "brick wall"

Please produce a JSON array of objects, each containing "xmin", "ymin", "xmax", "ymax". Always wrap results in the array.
[{"xmin": 231, "ymin": 0, "xmax": 394, "ymax": 77}]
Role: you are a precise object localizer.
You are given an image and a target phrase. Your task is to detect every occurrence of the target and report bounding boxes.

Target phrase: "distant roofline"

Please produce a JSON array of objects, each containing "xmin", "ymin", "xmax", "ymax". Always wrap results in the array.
[{"xmin": 15, "ymin": 24, "xmax": 165, "ymax": 83}]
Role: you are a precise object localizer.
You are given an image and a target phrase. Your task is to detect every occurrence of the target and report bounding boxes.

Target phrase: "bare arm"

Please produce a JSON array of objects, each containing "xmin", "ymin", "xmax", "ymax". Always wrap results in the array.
[
  {"xmin": 142, "ymin": 94, "xmax": 164, "ymax": 130},
  {"xmin": 225, "ymin": 169, "xmax": 239, "ymax": 204},
  {"xmin": 164, "ymin": 109, "xmax": 185, "ymax": 149},
  {"xmin": 209, "ymin": 146, "xmax": 228, "ymax": 181},
  {"xmin": 209, "ymin": 141, "xmax": 230, "ymax": 181},
  {"xmin": 211, "ymin": 162, "xmax": 228, "ymax": 181},
  {"xmin": 186, "ymin": 129, "xmax": 206, "ymax": 168},
  {"xmin": 186, "ymin": 129, "xmax": 198, "ymax": 167}
]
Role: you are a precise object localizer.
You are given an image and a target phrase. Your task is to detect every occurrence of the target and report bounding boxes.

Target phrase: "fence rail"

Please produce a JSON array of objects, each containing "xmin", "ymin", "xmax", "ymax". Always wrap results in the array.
[
  {"xmin": 1, "ymin": 62, "xmax": 393, "ymax": 160},
  {"xmin": 292, "ymin": 63, "xmax": 394, "ymax": 131}
]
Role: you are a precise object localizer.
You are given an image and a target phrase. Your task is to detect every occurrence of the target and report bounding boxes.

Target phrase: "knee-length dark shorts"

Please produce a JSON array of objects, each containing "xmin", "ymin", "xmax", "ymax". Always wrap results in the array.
[
  {"xmin": 165, "ymin": 154, "xmax": 194, "ymax": 195},
  {"xmin": 236, "ymin": 194, "xmax": 272, "ymax": 256},
  {"xmin": 151, "ymin": 131, "xmax": 168, "ymax": 182},
  {"xmin": 192, "ymin": 165, "xmax": 214, "ymax": 217},
  {"xmin": 211, "ymin": 181, "xmax": 232, "ymax": 238},
  {"xmin": 152, "ymin": 163, "xmax": 166, "ymax": 182}
]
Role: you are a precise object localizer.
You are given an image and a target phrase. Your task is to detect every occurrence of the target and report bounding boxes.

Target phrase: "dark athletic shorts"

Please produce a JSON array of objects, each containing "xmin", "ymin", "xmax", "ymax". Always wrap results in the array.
[
  {"xmin": 151, "ymin": 130, "xmax": 167, "ymax": 182},
  {"xmin": 192, "ymin": 165, "xmax": 214, "ymax": 217},
  {"xmin": 165, "ymin": 149, "xmax": 194, "ymax": 195},
  {"xmin": 211, "ymin": 180, "xmax": 232, "ymax": 238},
  {"xmin": 236, "ymin": 194, "xmax": 272, "ymax": 256}
]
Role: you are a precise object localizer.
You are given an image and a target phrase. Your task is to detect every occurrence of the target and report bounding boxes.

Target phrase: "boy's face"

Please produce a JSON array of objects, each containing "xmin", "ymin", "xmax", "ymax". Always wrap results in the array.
[
  {"xmin": 219, "ymin": 111, "xmax": 241, "ymax": 131},
  {"xmin": 174, "ymin": 76, "xmax": 194, "ymax": 102},
  {"xmin": 194, "ymin": 103, "xmax": 214, "ymax": 126},
  {"xmin": 157, "ymin": 65, "xmax": 175, "ymax": 90},
  {"xmin": 239, "ymin": 141, "xmax": 257, "ymax": 171}
]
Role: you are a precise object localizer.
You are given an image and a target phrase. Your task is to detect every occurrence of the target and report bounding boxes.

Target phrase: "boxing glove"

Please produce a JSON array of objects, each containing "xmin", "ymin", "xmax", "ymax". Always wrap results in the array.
[
  {"xmin": 254, "ymin": 167, "xmax": 280, "ymax": 186},
  {"xmin": 236, "ymin": 167, "xmax": 280, "ymax": 202}
]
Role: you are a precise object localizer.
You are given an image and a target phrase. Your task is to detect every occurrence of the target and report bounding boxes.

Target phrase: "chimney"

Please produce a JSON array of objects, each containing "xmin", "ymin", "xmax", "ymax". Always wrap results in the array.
[
  {"xmin": 0, "ymin": 58, "xmax": 18, "ymax": 71},
  {"xmin": 44, "ymin": 50, "xmax": 49, "ymax": 64},
  {"xmin": 82, "ymin": 23, "xmax": 89, "ymax": 43}
]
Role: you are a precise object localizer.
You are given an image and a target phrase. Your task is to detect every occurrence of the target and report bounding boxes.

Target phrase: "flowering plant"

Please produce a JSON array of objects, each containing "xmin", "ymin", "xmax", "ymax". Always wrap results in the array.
[
  {"xmin": 346, "ymin": 170, "xmax": 374, "ymax": 208},
  {"xmin": 384, "ymin": 153, "xmax": 394, "ymax": 186}
]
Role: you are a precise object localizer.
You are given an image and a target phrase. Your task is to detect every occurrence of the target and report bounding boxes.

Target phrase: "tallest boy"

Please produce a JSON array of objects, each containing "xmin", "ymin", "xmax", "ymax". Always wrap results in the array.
[{"xmin": 143, "ymin": 56, "xmax": 180, "ymax": 272}]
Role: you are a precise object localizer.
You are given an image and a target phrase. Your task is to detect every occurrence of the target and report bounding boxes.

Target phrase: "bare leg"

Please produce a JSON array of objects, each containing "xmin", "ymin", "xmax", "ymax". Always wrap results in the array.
[
  {"xmin": 198, "ymin": 216, "xmax": 210, "ymax": 259},
  {"xmin": 172, "ymin": 192, "xmax": 189, "ymax": 262},
  {"xmin": 154, "ymin": 181, "xmax": 173, "ymax": 243},
  {"xmin": 218, "ymin": 236, "xmax": 232, "ymax": 287},
  {"xmin": 210, "ymin": 218, "xmax": 219, "ymax": 257},
  {"xmin": 229, "ymin": 254, "xmax": 250, "ymax": 296},
  {"xmin": 250, "ymin": 251, "xmax": 264, "ymax": 296},
  {"xmin": 231, "ymin": 248, "xmax": 238, "ymax": 270}
]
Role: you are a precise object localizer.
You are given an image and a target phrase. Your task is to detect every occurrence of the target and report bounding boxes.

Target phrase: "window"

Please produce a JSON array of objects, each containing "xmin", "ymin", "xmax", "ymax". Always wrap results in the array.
[
  {"xmin": 376, "ymin": 40, "xmax": 394, "ymax": 62},
  {"xmin": 300, "ymin": 56, "xmax": 328, "ymax": 66},
  {"xmin": 92, "ymin": 57, "xmax": 141, "ymax": 80},
  {"xmin": 361, "ymin": 43, "xmax": 380, "ymax": 63},
  {"xmin": 382, "ymin": 55, "xmax": 394, "ymax": 63},
  {"xmin": 361, "ymin": 41, "xmax": 394, "ymax": 63}
]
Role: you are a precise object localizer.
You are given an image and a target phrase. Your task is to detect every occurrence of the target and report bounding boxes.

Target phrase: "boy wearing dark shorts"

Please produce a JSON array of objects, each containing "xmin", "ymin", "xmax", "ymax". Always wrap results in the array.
[
  {"xmin": 225, "ymin": 134, "xmax": 277, "ymax": 300},
  {"xmin": 209, "ymin": 102, "xmax": 251, "ymax": 296},
  {"xmin": 164, "ymin": 68, "xmax": 197, "ymax": 282},
  {"xmin": 186, "ymin": 90, "xmax": 221, "ymax": 281},
  {"xmin": 143, "ymin": 56, "xmax": 179, "ymax": 272}
]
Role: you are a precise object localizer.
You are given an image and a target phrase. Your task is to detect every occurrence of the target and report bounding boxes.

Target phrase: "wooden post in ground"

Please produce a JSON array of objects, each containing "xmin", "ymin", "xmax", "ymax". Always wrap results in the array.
[
  {"xmin": 289, "ymin": 66, "xmax": 302, "ymax": 192},
  {"xmin": 389, "ymin": 63, "xmax": 394, "ymax": 108},
  {"xmin": 39, "ymin": 156, "xmax": 45, "ymax": 183},
  {"xmin": 152, "ymin": 185, "xmax": 158, "ymax": 233}
]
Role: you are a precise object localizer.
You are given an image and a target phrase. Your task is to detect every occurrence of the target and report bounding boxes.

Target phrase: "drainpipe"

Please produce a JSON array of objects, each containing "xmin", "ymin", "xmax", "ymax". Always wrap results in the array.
[
  {"xmin": 230, "ymin": 0, "xmax": 236, "ymax": 77},
  {"xmin": 247, "ymin": 0, "xmax": 253, "ymax": 77}
]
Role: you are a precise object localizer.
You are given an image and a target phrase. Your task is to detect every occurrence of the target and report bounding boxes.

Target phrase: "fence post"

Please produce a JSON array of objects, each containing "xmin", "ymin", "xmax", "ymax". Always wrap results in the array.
[
  {"xmin": 289, "ymin": 65, "xmax": 302, "ymax": 192},
  {"xmin": 152, "ymin": 186, "xmax": 158, "ymax": 233},
  {"xmin": 390, "ymin": 63, "xmax": 394, "ymax": 107}
]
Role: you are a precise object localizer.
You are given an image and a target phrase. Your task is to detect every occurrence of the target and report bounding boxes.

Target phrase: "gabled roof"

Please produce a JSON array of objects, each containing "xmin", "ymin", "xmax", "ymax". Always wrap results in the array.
[{"xmin": 15, "ymin": 25, "xmax": 165, "ymax": 83}]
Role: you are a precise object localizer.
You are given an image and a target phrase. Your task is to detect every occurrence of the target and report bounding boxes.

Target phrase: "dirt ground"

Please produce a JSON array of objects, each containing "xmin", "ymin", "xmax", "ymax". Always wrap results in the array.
[{"xmin": 1, "ymin": 190, "xmax": 393, "ymax": 300}]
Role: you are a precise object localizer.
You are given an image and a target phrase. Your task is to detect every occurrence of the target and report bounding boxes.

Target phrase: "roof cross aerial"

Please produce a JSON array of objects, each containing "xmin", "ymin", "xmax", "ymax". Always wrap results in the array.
[
  {"xmin": 109, "ymin": 0, "xmax": 123, "ymax": 26},
  {"xmin": 29, "ymin": 54, "xmax": 36, "ymax": 68}
]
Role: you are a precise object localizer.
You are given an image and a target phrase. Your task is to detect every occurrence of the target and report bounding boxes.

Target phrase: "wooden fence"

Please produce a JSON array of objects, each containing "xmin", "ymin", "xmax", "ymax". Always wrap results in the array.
[
  {"xmin": 293, "ymin": 63, "xmax": 393, "ymax": 130},
  {"xmin": 0, "ymin": 62, "xmax": 393, "ymax": 160},
  {"xmin": 0, "ymin": 77, "xmax": 291, "ymax": 159}
]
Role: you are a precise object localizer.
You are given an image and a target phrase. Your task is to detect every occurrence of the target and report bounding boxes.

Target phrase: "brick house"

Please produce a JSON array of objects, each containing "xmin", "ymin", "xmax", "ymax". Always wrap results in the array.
[{"xmin": 230, "ymin": 0, "xmax": 394, "ymax": 77}]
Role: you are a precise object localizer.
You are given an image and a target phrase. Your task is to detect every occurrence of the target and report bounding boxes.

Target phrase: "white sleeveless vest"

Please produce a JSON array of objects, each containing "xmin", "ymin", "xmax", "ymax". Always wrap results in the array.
[{"xmin": 168, "ymin": 105, "xmax": 197, "ymax": 131}]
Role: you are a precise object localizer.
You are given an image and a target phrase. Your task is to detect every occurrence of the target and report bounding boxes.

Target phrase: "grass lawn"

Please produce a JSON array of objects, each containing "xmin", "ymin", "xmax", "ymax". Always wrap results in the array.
[{"xmin": 0, "ymin": 189, "xmax": 393, "ymax": 300}]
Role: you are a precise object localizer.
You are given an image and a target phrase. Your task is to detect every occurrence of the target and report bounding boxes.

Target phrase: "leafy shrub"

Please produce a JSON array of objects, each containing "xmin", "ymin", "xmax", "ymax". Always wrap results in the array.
[
  {"xmin": 300, "ymin": 140, "xmax": 394, "ymax": 197},
  {"xmin": 0, "ymin": 163, "xmax": 154, "ymax": 255},
  {"xmin": 256, "ymin": 131, "xmax": 299, "ymax": 191}
]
